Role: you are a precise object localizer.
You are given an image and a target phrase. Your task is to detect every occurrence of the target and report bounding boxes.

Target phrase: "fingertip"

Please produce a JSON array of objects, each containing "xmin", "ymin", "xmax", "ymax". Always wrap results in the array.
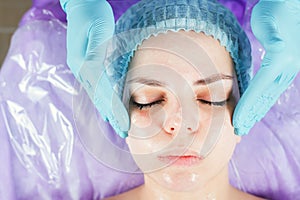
[
  {"xmin": 116, "ymin": 111, "xmax": 130, "ymax": 132},
  {"xmin": 110, "ymin": 116, "xmax": 129, "ymax": 137},
  {"xmin": 234, "ymin": 127, "xmax": 248, "ymax": 136},
  {"xmin": 110, "ymin": 118, "xmax": 128, "ymax": 138},
  {"xmin": 104, "ymin": 116, "xmax": 110, "ymax": 122},
  {"xmin": 118, "ymin": 131, "xmax": 128, "ymax": 139}
]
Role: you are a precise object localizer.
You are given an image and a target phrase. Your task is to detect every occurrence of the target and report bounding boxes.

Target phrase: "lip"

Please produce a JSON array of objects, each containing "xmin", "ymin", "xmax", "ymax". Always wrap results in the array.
[{"xmin": 157, "ymin": 149, "xmax": 204, "ymax": 167}]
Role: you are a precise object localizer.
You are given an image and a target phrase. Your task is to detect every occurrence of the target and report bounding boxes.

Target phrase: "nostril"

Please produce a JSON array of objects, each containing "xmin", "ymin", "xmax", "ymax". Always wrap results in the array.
[{"xmin": 169, "ymin": 126, "xmax": 192, "ymax": 132}]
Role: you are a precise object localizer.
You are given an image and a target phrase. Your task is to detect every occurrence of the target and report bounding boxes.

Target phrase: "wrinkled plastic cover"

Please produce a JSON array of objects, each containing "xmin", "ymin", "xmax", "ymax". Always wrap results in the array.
[{"xmin": 1, "ymin": 0, "xmax": 300, "ymax": 199}]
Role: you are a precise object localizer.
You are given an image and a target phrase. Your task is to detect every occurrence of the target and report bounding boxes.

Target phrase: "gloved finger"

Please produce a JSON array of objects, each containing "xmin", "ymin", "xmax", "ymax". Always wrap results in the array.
[
  {"xmin": 85, "ymin": 0, "xmax": 115, "ymax": 61},
  {"xmin": 254, "ymin": 71, "xmax": 296, "ymax": 118},
  {"xmin": 79, "ymin": 59, "xmax": 129, "ymax": 137},
  {"xmin": 233, "ymin": 52, "xmax": 283, "ymax": 135},
  {"xmin": 251, "ymin": 0, "xmax": 285, "ymax": 52},
  {"xmin": 93, "ymin": 70, "xmax": 130, "ymax": 137},
  {"xmin": 66, "ymin": 20, "xmax": 87, "ymax": 77},
  {"xmin": 234, "ymin": 69, "xmax": 297, "ymax": 135},
  {"xmin": 78, "ymin": 60, "xmax": 102, "ymax": 96}
]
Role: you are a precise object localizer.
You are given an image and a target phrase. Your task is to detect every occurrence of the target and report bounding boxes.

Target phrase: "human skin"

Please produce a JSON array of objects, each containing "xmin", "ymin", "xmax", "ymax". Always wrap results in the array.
[{"xmin": 106, "ymin": 31, "xmax": 263, "ymax": 200}]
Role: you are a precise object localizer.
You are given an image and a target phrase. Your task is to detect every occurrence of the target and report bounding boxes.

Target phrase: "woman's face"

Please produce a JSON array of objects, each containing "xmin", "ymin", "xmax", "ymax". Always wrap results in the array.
[{"xmin": 123, "ymin": 31, "xmax": 241, "ymax": 191}]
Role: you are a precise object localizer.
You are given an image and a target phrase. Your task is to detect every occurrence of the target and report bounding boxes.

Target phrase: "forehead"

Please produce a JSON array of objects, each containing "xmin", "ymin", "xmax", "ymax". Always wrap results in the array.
[{"xmin": 129, "ymin": 30, "xmax": 234, "ymax": 81}]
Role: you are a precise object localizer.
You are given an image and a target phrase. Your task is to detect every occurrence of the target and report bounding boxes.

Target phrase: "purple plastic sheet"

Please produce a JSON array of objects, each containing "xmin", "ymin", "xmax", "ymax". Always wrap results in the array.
[
  {"xmin": 0, "ymin": 15, "xmax": 142, "ymax": 200},
  {"xmin": 1, "ymin": 0, "xmax": 300, "ymax": 199}
]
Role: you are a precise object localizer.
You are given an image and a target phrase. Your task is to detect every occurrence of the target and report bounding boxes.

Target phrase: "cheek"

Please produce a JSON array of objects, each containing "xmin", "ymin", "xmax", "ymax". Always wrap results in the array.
[
  {"xmin": 129, "ymin": 104, "xmax": 167, "ymax": 136},
  {"xmin": 127, "ymin": 128, "xmax": 172, "ymax": 155},
  {"xmin": 218, "ymin": 104, "xmax": 240, "ymax": 152},
  {"xmin": 220, "ymin": 119, "xmax": 238, "ymax": 158},
  {"xmin": 220, "ymin": 96, "xmax": 236, "ymax": 133},
  {"xmin": 127, "ymin": 107, "xmax": 169, "ymax": 154},
  {"xmin": 203, "ymin": 102, "xmax": 237, "ymax": 147},
  {"xmin": 127, "ymin": 112, "xmax": 154, "ymax": 154},
  {"xmin": 131, "ymin": 110, "xmax": 152, "ymax": 128},
  {"xmin": 126, "ymin": 136, "xmax": 152, "ymax": 154},
  {"xmin": 203, "ymin": 107, "xmax": 239, "ymax": 170}
]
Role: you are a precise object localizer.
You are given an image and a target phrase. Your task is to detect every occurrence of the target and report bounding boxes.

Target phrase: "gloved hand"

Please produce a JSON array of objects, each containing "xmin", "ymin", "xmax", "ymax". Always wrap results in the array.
[
  {"xmin": 60, "ymin": 0, "xmax": 129, "ymax": 138},
  {"xmin": 233, "ymin": 0, "xmax": 300, "ymax": 135}
]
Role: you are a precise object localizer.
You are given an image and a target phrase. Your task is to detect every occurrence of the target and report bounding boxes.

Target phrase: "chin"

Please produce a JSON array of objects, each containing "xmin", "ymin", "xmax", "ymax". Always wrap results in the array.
[{"xmin": 149, "ymin": 168, "xmax": 210, "ymax": 192}]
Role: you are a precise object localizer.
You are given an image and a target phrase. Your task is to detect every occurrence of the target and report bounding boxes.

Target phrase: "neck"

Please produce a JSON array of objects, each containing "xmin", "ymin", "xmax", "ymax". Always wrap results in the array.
[{"xmin": 139, "ymin": 166, "xmax": 234, "ymax": 200}]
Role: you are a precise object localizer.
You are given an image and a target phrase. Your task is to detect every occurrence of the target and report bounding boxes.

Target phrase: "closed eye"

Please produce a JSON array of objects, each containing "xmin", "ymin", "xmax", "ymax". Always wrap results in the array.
[
  {"xmin": 131, "ymin": 99, "xmax": 164, "ymax": 110},
  {"xmin": 198, "ymin": 99, "xmax": 229, "ymax": 106},
  {"xmin": 131, "ymin": 98, "xmax": 228, "ymax": 110}
]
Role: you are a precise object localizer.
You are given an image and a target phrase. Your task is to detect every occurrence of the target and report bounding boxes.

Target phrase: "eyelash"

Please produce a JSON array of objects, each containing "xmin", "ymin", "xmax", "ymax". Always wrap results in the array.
[
  {"xmin": 132, "ymin": 99, "xmax": 228, "ymax": 110},
  {"xmin": 198, "ymin": 99, "xmax": 228, "ymax": 106},
  {"xmin": 132, "ymin": 99, "xmax": 165, "ymax": 110}
]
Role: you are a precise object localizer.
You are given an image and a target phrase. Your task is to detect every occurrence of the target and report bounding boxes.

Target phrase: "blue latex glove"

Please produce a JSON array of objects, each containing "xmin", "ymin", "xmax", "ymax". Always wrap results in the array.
[
  {"xmin": 60, "ymin": 0, "xmax": 129, "ymax": 138},
  {"xmin": 233, "ymin": 0, "xmax": 300, "ymax": 135}
]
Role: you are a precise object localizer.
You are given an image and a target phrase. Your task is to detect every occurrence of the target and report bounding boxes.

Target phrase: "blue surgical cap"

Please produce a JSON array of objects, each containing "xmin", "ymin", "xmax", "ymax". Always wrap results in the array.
[{"xmin": 106, "ymin": 0, "xmax": 252, "ymax": 99}]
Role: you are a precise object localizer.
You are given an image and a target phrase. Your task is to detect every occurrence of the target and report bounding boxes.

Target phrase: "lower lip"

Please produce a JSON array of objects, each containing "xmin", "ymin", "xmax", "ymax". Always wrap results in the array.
[{"xmin": 158, "ymin": 155, "xmax": 203, "ymax": 167}]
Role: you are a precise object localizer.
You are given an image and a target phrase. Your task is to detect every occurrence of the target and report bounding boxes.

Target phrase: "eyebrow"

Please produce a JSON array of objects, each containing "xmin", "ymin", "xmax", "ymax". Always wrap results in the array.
[
  {"xmin": 193, "ymin": 74, "xmax": 233, "ymax": 85},
  {"xmin": 128, "ymin": 73, "xmax": 233, "ymax": 87}
]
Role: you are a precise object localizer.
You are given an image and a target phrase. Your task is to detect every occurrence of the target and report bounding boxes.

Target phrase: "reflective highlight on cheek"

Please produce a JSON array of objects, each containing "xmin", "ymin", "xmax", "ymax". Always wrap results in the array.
[
  {"xmin": 131, "ymin": 110, "xmax": 152, "ymax": 128},
  {"xmin": 129, "ymin": 104, "xmax": 167, "ymax": 139}
]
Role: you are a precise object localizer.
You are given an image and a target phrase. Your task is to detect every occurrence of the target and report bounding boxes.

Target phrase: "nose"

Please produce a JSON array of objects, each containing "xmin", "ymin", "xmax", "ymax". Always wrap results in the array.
[{"xmin": 163, "ymin": 102, "xmax": 199, "ymax": 135}]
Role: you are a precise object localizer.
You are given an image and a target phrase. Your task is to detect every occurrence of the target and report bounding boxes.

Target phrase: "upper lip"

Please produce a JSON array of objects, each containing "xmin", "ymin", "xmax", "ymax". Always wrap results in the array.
[{"xmin": 157, "ymin": 148, "xmax": 203, "ymax": 158}]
